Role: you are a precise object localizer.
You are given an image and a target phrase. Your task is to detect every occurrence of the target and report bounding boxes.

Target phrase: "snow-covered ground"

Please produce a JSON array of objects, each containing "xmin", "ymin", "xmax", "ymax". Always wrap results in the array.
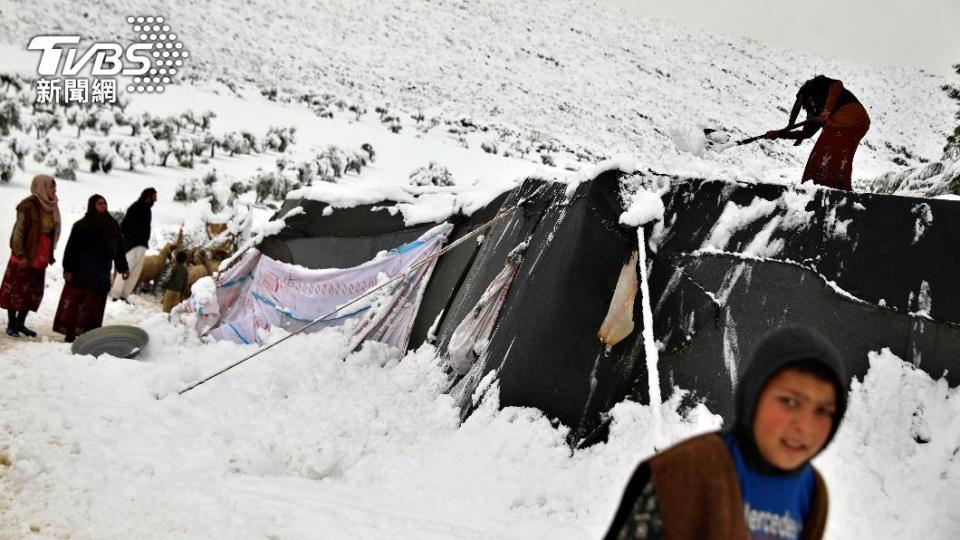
[{"xmin": 1, "ymin": 1, "xmax": 959, "ymax": 538}]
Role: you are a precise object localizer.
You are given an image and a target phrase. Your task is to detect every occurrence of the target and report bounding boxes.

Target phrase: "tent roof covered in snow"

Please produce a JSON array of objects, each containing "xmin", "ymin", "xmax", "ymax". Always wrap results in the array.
[{"xmin": 201, "ymin": 170, "xmax": 960, "ymax": 444}]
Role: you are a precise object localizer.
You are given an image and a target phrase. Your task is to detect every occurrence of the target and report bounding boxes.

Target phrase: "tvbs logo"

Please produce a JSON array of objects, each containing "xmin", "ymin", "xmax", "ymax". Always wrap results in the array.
[
  {"xmin": 28, "ymin": 15, "xmax": 188, "ymax": 102},
  {"xmin": 28, "ymin": 35, "xmax": 152, "ymax": 77}
]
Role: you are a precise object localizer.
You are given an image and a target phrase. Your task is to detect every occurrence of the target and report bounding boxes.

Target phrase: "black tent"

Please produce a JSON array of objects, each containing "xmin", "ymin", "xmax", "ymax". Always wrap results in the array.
[{"xmin": 254, "ymin": 170, "xmax": 960, "ymax": 444}]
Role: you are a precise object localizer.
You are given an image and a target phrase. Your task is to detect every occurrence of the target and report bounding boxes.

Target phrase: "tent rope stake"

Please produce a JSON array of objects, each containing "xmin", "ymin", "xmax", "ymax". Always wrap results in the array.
[{"xmin": 174, "ymin": 186, "xmax": 546, "ymax": 397}]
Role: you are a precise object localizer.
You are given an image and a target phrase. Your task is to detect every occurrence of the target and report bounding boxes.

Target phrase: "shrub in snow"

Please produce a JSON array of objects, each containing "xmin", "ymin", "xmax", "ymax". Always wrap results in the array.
[
  {"xmin": 0, "ymin": 99, "xmax": 22, "ymax": 136},
  {"xmin": 84, "ymin": 140, "xmax": 117, "ymax": 174},
  {"xmin": 45, "ymin": 142, "xmax": 82, "ymax": 180},
  {"xmin": 409, "ymin": 162, "xmax": 454, "ymax": 187},
  {"xmin": 348, "ymin": 101, "xmax": 367, "ymax": 121},
  {"xmin": 318, "ymin": 145, "xmax": 345, "ymax": 178},
  {"xmin": 174, "ymin": 169, "xmax": 233, "ymax": 210},
  {"xmin": 411, "ymin": 110, "xmax": 425, "ymax": 125},
  {"xmin": 32, "ymin": 137, "xmax": 53, "ymax": 162},
  {"xmin": 261, "ymin": 86, "xmax": 279, "ymax": 101},
  {"xmin": 242, "ymin": 131, "xmax": 261, "ymax": 153},
  {"xmin": 481, "ymin": 140, "xmax": 498, "ymax": 155},
  {"xmin": 6, "ymin": 136, "xmax": 31, "ymax": 169},
  {"xmin": 361, "ymin": 143, "xmax": 375, "ymax": 163},
  {"xmin": 264, "ymin": 126, "xmax": 296, "ymax": 152},
  {"xmin": 157, "ymin": 137, "xmax": 199, "ymax": 168},
  {"xmin": 0, "ymin": 148, "xmax": 16, "ymax": 183},
  {"xmin": 174, "ymin": 177, "xmax": 200, "ymax": 203},
  {"xmin": 138, "ymin": 138, "xmax": 159, "ymax": 167},
  {"xmin": 200, "ymin": 111, "xmax": 215, "ymax": 131},
  {"xmin": 253, "ymin": 170, "xmax": 288, "ymax": 203},
  {"xmin": 148, "ymin": 116, "xmax": 177, "ymax": 142},
  {"xmin": 220, "ymin": 131, "xmax": 250, "ymax": 156}
]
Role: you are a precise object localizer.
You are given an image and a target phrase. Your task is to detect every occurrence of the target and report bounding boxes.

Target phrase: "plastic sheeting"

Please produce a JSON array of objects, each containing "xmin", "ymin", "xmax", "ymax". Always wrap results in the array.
[{"xmin": 190, "ymin": 223, "xmax": 453, "ymax": 349}]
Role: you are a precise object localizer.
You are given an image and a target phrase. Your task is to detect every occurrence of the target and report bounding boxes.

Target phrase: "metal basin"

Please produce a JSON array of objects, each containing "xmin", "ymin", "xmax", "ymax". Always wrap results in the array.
[{"xmin": 70, "ymin": 325, "xmax": 149, "ymax": 359}]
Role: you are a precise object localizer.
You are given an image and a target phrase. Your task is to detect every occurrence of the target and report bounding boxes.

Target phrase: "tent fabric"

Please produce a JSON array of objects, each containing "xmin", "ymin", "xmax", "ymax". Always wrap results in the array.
[
  {"xmin": 644, "ymin": 175, "xmax": 960, "ymax": 423},
  {"xmin": 192, "ymin": 223, "xmax": 453, "ymax": 348},
  {"xmin": 199, "ymin": 171, "xmax": 960, "ymax": 446}
]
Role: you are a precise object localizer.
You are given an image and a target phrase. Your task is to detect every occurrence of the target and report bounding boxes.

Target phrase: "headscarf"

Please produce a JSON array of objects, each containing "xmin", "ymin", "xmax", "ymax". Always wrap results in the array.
[
  {"xmin": 29, "ymin": 174, "xmax": 62, "ymax": 247},
  {"xmin": 728, "ymin": 325, "xmax": 849, "ymax": 475},
  {"xmin": 84, "ymin": 194, "xmax": 121, "ymax": 257}
]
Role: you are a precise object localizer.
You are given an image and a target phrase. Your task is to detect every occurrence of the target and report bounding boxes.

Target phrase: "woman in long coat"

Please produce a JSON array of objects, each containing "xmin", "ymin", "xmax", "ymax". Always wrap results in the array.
[
  {"xmin": 1, "ymin": 174, "xmax": 61, "ymax": 337},
  {"xmin": 53, "ymin": 194, "xmax": 129, "ymax": 342}
]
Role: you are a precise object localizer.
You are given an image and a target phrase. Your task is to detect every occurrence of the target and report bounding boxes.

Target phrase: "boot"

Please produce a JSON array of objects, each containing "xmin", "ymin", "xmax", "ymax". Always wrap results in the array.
[
  {"xmin": 5, "ymin": 309, "xmax": 19, "ymax": 337},
  {"xmin": 16, "ymin": 311, "xmax": 36, "ymax": 337}
]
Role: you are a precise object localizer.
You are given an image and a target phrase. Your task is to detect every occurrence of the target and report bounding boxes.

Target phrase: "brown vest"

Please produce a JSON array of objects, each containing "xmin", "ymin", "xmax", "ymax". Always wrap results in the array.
[{"xmin": 648, "ymin": 433, "xmax": 828, "ymax": 540}]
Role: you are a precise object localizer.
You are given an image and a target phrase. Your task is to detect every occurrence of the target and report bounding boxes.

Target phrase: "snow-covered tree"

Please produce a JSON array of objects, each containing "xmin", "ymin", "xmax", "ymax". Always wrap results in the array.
[
  {"xmin": 200, "ymin": 111, "xmax": 215, "ymax": 131},
  {"xmin": 30, "ymin": 111, "xmax": 62, "ymax": 138},
  {"xmin": 95, "ymin": 108, "xmax": 115, "ymax": 136},
  {"xmin": 149, "ymin": 116, "xmax": 177, "ymax": 142},
  {"xmin": 114, "ymin": 139, "xmax": 145, "ymax": 171}
]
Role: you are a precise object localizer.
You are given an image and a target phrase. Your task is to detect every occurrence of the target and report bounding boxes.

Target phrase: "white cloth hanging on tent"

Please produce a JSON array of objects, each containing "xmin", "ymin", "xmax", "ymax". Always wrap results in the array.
[
  {"xmin": 446, "ymin": 248, "xmax": 523, "ymax": 375},
  {"xmin": 188, "ymin": 223, "xmax": 453, "ymax": 349}
]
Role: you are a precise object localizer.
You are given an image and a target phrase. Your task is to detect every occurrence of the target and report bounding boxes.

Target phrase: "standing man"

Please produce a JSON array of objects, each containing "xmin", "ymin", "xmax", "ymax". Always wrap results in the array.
[
  {"xmin": 765, "ymin": 75, "xmax": 871, "ymax": 191},
  {"xmin": 111, "ymin": 187, "xmax": 156, "ymax": 302}
]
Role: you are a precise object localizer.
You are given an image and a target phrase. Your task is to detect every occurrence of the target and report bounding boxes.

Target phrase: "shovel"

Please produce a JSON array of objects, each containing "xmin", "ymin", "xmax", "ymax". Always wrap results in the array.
[{"xmin": 703, "ymin": 119, "xmax": 814, "ymax": 152}]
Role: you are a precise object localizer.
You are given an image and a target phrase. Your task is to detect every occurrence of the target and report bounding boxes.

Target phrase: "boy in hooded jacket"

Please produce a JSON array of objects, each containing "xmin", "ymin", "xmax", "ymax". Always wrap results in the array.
[{"xmin": 604, "ymin": 325, "xmax": 849, "ymax": 540}]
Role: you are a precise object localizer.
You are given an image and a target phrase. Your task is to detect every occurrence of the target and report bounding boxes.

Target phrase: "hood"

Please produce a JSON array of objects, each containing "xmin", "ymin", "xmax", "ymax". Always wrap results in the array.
[{"xmin": 730, "ymin": 325, "xmax": 849, "ymax": 475}]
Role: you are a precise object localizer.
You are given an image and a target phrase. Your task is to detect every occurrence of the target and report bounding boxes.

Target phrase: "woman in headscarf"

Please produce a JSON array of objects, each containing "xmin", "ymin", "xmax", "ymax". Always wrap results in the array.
[
  {"xmin": 765, "ymin": 75, "xmax": 871, "ymax": 191},
  {"xmin": 1, "ymin": 174, "xmax": 61, "ymax": 337},
  {"xmin": 53, "ymin": 194, "xmax": 129, "ymax": 342}
]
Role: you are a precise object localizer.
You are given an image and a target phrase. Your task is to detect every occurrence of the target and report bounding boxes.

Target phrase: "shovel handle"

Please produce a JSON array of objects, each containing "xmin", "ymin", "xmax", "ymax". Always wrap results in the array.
[{"xmin": 736, "ymin": 119, "xmax": 815, "ymax": 146}]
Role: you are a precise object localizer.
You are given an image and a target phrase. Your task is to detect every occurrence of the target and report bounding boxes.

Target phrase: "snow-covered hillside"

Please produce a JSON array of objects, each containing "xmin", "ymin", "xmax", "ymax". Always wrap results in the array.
[
  {"xmin": 0, "ymin": 0, "xmax": 954, "ymax": 186},
  {"xmin": 0, "ymin": 1, "xmax": 958, "ymax": 538}
]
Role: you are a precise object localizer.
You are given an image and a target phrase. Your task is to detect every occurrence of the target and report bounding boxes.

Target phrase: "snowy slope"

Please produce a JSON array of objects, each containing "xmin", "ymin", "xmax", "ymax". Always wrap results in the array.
[{"xmin": 0, "ymin": 0, "xmax": 954, "ymax": 187}]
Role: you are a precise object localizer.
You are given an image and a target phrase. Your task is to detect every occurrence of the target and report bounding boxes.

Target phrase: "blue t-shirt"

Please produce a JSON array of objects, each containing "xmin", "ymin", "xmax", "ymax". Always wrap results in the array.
[{"xmin": 723, "ymin": 434, "xmax": 814, "ymax": 540}]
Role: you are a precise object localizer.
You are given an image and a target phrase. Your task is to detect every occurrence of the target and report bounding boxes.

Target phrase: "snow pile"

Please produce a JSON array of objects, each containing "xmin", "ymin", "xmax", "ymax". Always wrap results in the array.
[
  {"xmin": 818, "ymin": 349, "xmax": 960, "ymax": 538},
  {"xmin": 0, "ymin": 311, "xmax": 956, "ymax": 538}
]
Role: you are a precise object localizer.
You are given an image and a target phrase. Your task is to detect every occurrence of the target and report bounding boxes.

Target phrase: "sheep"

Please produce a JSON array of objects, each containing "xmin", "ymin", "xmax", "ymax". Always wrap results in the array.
[
  {"xmin": 183, "ymin": 248, "xmax": 229, "ymax": 298},
  {"xmin": 135, "ymin": 229, "xmax": 184, "ymax": 292}
]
